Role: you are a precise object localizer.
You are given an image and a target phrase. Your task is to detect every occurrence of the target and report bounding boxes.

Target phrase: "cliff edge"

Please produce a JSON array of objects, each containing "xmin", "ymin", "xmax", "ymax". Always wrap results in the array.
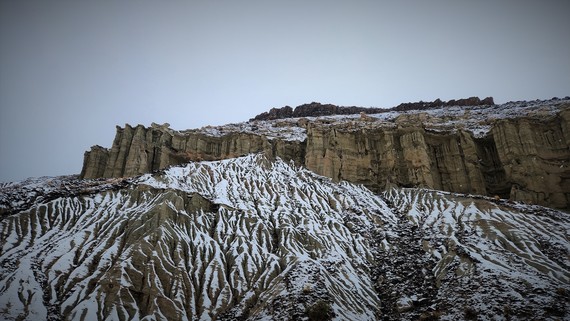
[{"xmin": 81, "ymin": 98, "xmax": 570, "ymax": 209}]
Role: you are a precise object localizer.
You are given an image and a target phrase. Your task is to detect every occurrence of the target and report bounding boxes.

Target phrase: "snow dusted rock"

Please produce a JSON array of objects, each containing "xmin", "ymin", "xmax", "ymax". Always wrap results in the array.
[
  {"xmin": 1, "ymin": 155, "xmax": 392, "ymax": 321},
  {"xmin": 0, "ymin": 175, "xmax": 131, "ymax": 217},
  {"xmin": 1, "ymin": 155, "xmax": 568, "ymax": 320},
  {"xmin": 80, "ymin": 123, "xmax": 307, "ymax": 179},
  {"xmin": 303, "ymin": 100, "xmax": 570, "ymax": 209},
  {"xmin": 81, "ymin": 98, "xmax": 570, "ymax": 209},
  {"xmin": 379, "ymin": 188, "xmax": 570, "ymax": 320}
]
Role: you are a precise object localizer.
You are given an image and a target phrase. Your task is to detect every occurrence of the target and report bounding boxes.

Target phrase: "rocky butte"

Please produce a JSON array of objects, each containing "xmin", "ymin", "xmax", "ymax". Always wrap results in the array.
[
  {"xmin": 1, "ymin": 96, "xmax": 569, "ymax": 321},
  {"xmin": 81, "ymin": 97, "xmax": 570, "ymax": 209}
]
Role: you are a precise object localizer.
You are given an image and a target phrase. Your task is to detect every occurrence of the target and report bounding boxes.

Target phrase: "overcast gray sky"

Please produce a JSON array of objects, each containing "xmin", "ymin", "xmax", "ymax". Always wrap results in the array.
[{"xmin": 1, "ymin": 0, "xmax": 569, "ymax": 182}]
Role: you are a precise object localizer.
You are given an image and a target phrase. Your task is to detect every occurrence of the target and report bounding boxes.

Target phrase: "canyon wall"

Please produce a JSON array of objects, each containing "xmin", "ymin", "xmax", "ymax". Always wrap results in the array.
[
  {"xmin": 81, "ymin": 110, "xmax": 570, "ymax": 209},
  {"xmin": 303, "ymin": 110, "xmax": 569, "ymax": 208},
  {"xmin": 491, "ymin": 110, "xmax": 570, "ymax": 208},
  {"xmin": 304, "ymin": 126, "xmax": 489, "ymax": 195},
  {"xmin": 80, "ymin": 124, "xmax": 305, "ymax": 179}
]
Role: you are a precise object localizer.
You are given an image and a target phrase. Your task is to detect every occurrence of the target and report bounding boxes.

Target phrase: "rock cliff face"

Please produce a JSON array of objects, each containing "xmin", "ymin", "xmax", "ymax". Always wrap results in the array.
[
  {"xmin": 304, "ymin": 126, "xmax": 489, "ymax": 194},
  {"xmin": 305, "ymin": 110, "xmax": 570, "ymax": 208},
  {"xmin": 81, "ymin": 99, "xmax": 570, "ymax": 209},
  {"xmin": 492, "ymin": 110, "xmax": 570, "ymax": 207},
  {"xmin": 81, "ymin": 123, "xmax": 305, "ymax": 179},
  {"xmin": 304, "ymin": 107, "xmax": 570, "ymax": 209}
]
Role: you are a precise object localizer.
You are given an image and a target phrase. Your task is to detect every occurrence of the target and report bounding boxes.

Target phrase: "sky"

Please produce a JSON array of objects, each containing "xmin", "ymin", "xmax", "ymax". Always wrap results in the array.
[{"xmin": 1, "ymin": 0, "xmax": 569, "ymax": 182}]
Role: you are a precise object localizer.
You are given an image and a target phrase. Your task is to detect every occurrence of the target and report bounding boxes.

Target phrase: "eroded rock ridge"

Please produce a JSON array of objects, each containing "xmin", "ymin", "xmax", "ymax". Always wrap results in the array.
[
  {"xmin": 1, "ymin": 155, "xmax": 568, "ymax": 320},
  {"xmin": 251, "ymin": 97, "xmax": 495, "ymax": 121},
  {"xmin": 81, "ymin": 98, "xmax": 570, "ymax": 209}
]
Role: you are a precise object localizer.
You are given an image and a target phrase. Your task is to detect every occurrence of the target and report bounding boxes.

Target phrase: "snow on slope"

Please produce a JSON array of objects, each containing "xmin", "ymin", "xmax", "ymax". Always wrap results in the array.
[
  {"xmin": 0, "ymin": 175, "xmax": 130, "ymax": 216},
  {"xmin": 381, "ymin": 188, "xmax": 570, "ymax": 320},
  {"xmin": 0, "ymin": 155, "xmax": 394, "ymax": 321},
  {"xmin": 0, "ymin": 154, "xmax": 568, "ymax": 321}
]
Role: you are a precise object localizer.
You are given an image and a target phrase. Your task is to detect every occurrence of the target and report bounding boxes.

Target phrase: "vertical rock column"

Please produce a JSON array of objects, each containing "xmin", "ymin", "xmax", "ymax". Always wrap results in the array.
[
  {"xmin": 101, "ymin": 125, "xmax": 166, "ymax": 178},
  {"xmin": 80, "ymin": 145, "xmax": 109, "ymax": 178},
  {"xmin": 398, "ymin": 130, "xmax": 434, "ymax": 188},
  {"xmin": 492, "ymin": 114, "xmax": 570, "ymax": 208}
]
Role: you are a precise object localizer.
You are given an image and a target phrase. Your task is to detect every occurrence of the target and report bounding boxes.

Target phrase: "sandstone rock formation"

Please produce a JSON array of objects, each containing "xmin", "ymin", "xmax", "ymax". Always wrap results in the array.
[
  {"xmin": 492, "ymin": 110, "xmax": 570, "ymax": 207},
  {"xmin": 81, "ymin": 99, "xmax": 570, "ymax": 209},
  {"xmin": 81, "ymin": 124, "xmax": 305, "ymax": 179},
  {"xmin": 303, "ymin": 110, "xmax": 569, "ymax": 208}
]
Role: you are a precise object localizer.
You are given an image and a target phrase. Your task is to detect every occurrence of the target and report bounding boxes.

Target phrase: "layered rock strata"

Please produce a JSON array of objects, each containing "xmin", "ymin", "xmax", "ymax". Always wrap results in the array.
[
  {"xmin": 81, "ymin": 124, "xmax": 305, "ymax": 179},
  {"xmin": 81, "ymin": 100, "xmax": 570, "ymax": 209},
  {"xmin": 303, "ymin": 109, "xmax": 570, "ymax": 208}
]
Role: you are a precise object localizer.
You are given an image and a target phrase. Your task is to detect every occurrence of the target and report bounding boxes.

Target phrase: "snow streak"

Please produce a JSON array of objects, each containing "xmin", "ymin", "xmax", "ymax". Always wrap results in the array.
[{"xmin": 0, "ymin": 155, "xmax": 568, "ymax": 321}]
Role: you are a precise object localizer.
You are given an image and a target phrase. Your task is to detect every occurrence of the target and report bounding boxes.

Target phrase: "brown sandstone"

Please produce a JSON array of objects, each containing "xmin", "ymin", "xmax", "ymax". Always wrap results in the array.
[{"xmin": 81, "ymin": 107, "xmax": 570, "ymax": 209}]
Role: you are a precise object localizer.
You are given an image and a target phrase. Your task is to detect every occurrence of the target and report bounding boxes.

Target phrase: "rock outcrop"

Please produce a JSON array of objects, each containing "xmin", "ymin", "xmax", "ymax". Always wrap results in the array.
[
  {"xmin": 392, "ymin": 96, "xmax": 494, "ymax": 111},
  {"xmin": 251, "ymin": 96, "xmax": 494, "ymax": 121},
  {"xmin": 304, "ymin": 126, "xmax": 488, "ymax": 194},
  {"xmin": 303, "ymin": 110, "xmax": 570, "ymax": 208},
  {"xmin": 81, "ymin": 99, "xmax": 570, "ymax": 209},
  {"xmin": 492, "ymin": 110, "xmax": 570, "ymax": 207},
  {"xmin": 251, "ymin": 102, "xmax": 384, "ymax": 121},
  {"xmin": 81, "ymin": 123, "xmax": 306, "ymax": 179}
]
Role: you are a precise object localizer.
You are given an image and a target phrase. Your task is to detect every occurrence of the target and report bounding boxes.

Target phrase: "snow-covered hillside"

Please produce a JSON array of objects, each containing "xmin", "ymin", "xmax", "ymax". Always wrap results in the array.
[
  {"xmin": 381, "ymin": 188, "xmax": 569, "ymax": 320},
  {"xmin": 0, "ymin": 155, "xmax": 568, "ymax": 320}
]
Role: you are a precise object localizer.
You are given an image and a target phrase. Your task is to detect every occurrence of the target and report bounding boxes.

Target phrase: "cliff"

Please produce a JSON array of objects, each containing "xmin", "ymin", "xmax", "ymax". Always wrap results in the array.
[
  {"xmin": 304, "ymin": 109, "xmax": 570, "ymax": 208},
  {"xmin": 80, "ymin": 122, "xmax": 306, "ymax": 179},
  {"xmin": 81, "ymin": 98, "xmax": 570, "ymax": 209}
]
